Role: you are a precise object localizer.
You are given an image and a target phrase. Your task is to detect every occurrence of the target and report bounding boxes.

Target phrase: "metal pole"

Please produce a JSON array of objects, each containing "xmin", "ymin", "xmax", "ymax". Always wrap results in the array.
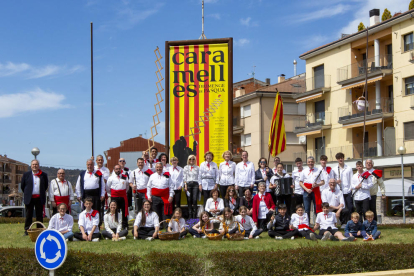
[
  {"xmin": 362, "ymin": 26, "xmax": 368, "ymax": 164},
  {"xmin": 91, "ymin": 22, "xmax": 94, "ymax": 158},
  {"xmin": 401, "ymin": 154, "xmax": 405, "ymax": 223}
]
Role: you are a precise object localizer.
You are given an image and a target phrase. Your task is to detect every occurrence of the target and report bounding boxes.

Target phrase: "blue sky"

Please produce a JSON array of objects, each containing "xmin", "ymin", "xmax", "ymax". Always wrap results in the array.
[{"xmin": 0, "ymin": 0, "xmax": 409, "ymax": 168}]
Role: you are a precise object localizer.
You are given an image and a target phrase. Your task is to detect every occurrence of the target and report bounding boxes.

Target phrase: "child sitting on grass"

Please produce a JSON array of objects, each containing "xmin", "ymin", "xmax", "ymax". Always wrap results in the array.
[
  {"xmin": 189, "ymin": 211, "xmax": 219, "ymax": 238},
  {"xmin": 219, "ymin": 207, "xmax": 244, "ymax": 237},
  {"xmin": 363, "ymin": 210, "xmax": 381, "ymax": 241},
  {"xmin": 267, "ymin": 204, "xmax": 298, "ymax": 240},
  {"xmin": 74, "ymin": 197, "xmax": 101, "ymax": 242},
  {"xmin": 345, "ymin": 212, "xmax": 367, "ymax": 239},
  {"xmin": 290, "ymin": 204, "xmax": 320, "ymax": 241},
  {"xmin": 235, "ymin": 206, "xmax": 262, "ymax": 239},
  {"xmin": 168, "ymin": 208, "xmax": 188, "ymax": 239},
  {"xmin": 314, "ymin": 202, "xmax": 355, "ymax": 242},
  {"xmin": 102, "ymin": 201, "xmax": 128, "ymax": 241}
]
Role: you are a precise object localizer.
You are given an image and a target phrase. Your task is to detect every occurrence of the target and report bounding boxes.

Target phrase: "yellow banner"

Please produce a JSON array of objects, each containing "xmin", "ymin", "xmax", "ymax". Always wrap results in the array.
[{"xmin": 169, "ymin": 43, "xmax": 229, "ymax": 167}]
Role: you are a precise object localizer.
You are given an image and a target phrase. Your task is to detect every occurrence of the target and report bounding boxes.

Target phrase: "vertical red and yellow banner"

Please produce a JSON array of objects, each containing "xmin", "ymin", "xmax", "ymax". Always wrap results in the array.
[{"xmin": 165, "ymin": 39, "xmax": 232, "ymax": 167}]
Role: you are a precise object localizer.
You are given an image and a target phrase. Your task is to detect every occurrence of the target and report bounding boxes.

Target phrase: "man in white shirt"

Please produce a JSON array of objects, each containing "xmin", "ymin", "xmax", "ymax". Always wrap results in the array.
[
  {"xmin": 319, "ymin": 155, "xmax": 334, "ymax": 193},
  {"xmin": 333, "ymin": 152, "xmax": 354, "ymax": 221},
  {"xmin": 107, "ymin": 165, "xmax": 130, "ymax": 229},
  {"xmin": 352, "ymin": 161, "xmax": 373, "ymax": 222},
  {"xmin": 130, "ymin": 158, "xmax": 150, "ymax": 212},
  {"xmin": 321, "ymin": 179, "xmax": 349, "ymax": 225},
  {"xmin": 291, "ymin": 157, "xmax": 304, "ymax": 215},
  {"xmin": 299, "ymin": 156, "xmax": 324, "ymax": 219},
  {"xmin": 94, "ymin": 155, "xmax": 110, "ymax": 216},
  {"xmin": 147, "ymin": 147, "xmax": 160, "ymax": 172},
  {"xmin": 235, "ymin": 151, "xmax": 255, "ymax": 197},
  {"xmin": 49, "ymin": 169, "xmax": 74, "ymax": 215},
  {"xmin": 365, "ymin": 159, "xmax": 386, "ymax": 222},
  {"xmin": 117, "ymin": 158, "xmax": 132, "ymax": 210},
  {"xmin": 271, "ymin": 157, "xmax": 286, "ymax": 175}
]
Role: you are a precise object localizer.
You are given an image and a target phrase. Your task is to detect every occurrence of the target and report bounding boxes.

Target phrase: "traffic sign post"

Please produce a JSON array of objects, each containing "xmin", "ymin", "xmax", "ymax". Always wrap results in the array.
[{"xmin": 35, "ymin": 229, "xmax": 68, "ymax": 275}]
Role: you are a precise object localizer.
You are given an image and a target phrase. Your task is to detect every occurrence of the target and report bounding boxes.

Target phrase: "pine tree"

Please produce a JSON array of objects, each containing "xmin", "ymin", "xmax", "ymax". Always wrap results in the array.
[
  {"xmin": 382, "ymin": 8, "xmax": 392, "ymax": 21},
  {"xmin": 410, "ymin": 0, "xmax": 414, "ymax": 10},
  {"xmin": 358, "ymin": 22, "xmax": 366, "ymax": 32}
]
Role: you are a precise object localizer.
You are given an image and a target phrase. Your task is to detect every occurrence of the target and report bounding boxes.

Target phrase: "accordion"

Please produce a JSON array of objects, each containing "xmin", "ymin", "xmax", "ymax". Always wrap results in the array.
[{"xmin": 274, "ymin": 177, "xmax": 293, "ymax": 196}]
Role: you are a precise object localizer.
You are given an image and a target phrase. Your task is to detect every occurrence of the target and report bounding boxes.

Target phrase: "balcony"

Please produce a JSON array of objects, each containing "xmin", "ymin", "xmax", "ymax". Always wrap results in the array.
[
  {"xmin": 4, "ymin": 167, "xmax": 11, "ymax": 173},
  {"xmin": 293, "ymin": 75, "xmax": 331, "ymax": 103},
  {"xmin": 338, "ymin": 97, "xmax": 393, "ymax": 126},
  {"xmin": 337, "ymin": 54, "xmax": 392, "ymax": 84},
  {"xmin": 293, "ymin": 111, "xmax": 332, "ymax": 136},
  {"xmin": 16, "ymin": 170, "xmax": 25, "ymax": 175},
  {"xmin": 231, "ymin": 143, "xmax": 243, "ymax": 161},
  {"xmin": 233, "ymin": 117, "xmax": 244, "ymax": 135},
  {"xmin": 410, "ymin": 94, "xmax": 414, "ymax": 109},
  {"xmin": 3, "ymin": 179, "xmax": 11, "ymax": 184}
]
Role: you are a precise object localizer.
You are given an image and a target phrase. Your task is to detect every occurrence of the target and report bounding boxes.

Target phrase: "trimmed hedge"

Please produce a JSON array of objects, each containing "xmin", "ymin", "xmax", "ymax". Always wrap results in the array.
[
  {"xmin": 0, "ymin": 218, "xmax": 50, "ymax": 224},
  {"xmin": 207, "ymin": 243, "xmax": 414, "ymax": 275},
  {"xmin": 142, "ymin": 251, "xmax": 203, "ymax": 276}
]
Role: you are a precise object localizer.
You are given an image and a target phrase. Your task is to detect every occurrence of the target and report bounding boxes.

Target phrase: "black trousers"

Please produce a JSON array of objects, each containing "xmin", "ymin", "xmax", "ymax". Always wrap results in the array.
[
  {"xmin": 257, "ymin": 211, "xmax": 274, "ymax": 231},
  {"xmin": 152, "ymin": 195, "xmax": 170, "ymax": 225},
  {"xmin": 202, "ymin": 189, "xmax": 211, "ymax": 208},
  {"xmin": 369, "ymin": 195, "xmax": 378, "ymax": 221},
  {"xmin": 102, "ymin": 228, "xmax": 128, "ymax": 239},
  {"xmin": 74, "ymin": 232, "xmax": 101, "ymax": 241},
  {"xmin": 245, "ymin": 228, "xmax": 263, "ymax": 238},
  {"xmin": 275, "ymin": 195, "xmax": 292, "ymax": 217},
  {"xmin": 173, "ymin": 189, "xmax": 181, "ymax": 209},
  {"xmin": 219, "ymin": 184, "xmax": 234, "ymax": 199},
  {"xmin": 334, "ymin": 207, "xmax": 350, "ymax": 225},
  {"xmin": 132, "ymin": 227, "xmax": 156, "ymax": 239},
  {"xmin": 135, "ymin": 192, "xmax": 146, "ymax": 213},
  {"xmin": 83, "ymin": 189, "xmax": 102, "ymax": 226},
  {"xmin": 291, "ymin": 194, "xmax": 303, "ymax": 215},
  {"xmin": 355, "ymin": 198, "xmax": 370, "ymax": 222},
  {"xmin": 127, "ymin": 188, "xmax": 133, "ymax": 207},
  {"xmin": 343, "ymin": 193, "xmax": 353, "ymax": 220},
  {"xmin": 111, "ymin": 196, "xmax": 128, "ymax": 229},
  {"xmin": 24, "ymin": 197, "xmax": 43, "ymax": 231},
  {"xmin": 268, "ymin": 229, "xmax": 298, "ymax": 239},
  {"xmin": 187, "ymin": 182, "xmax": 199, "ymax": 218},
  {"xmin": 298, "ymin": 229, "xmax": 321, "ymax": 240},
  {"xmin": 319, "ymin": 227, "xmax": 339, "ymax": 236},
  {"xmin": 238, "ymin": 186, "xmax": 253, "ymax": 199}
]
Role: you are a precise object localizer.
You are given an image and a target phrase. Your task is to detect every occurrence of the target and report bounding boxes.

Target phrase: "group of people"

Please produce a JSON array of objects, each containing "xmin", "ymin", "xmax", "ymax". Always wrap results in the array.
[{"xmin": 20, "ymin": 147, "xmax": 385, "ymax": 242}]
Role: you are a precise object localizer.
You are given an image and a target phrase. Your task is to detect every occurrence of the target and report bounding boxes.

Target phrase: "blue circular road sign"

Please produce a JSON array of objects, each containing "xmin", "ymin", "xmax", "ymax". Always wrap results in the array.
[{"xmin": 35, "ymin": 229, "xmax": 68, "ymax": 270}]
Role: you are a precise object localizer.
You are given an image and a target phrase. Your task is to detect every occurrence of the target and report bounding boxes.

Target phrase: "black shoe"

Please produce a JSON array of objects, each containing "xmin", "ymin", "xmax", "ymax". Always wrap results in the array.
[
  {"xmin": 330, "ymin": 235, "xmax": 339, "ymax": 241},
  {"xmin": 23, "ymin": 231, "xmax": 28, "ymax": 236}
]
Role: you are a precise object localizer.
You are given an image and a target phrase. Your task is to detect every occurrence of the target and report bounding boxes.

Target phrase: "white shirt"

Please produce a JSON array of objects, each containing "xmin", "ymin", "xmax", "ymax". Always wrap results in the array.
[
  {"xmin": 352, "ymin": 172, "xmax": 373, "ymax": 201},
  {"xmin": 205, "ymin": 197, "xmax": 224, "ymax": 213},
  {"xmin": 299, "ymin": 167, "xmax": 323, "ymax": 185},
  {"xmin": 235, "ymin": 161, "xmax": 255, "ymax": 187},
  {"xmin": 315, "ymin": 212, "xmax": 337, "ymax": 230},
  {"xmin": 129, "ymin": 168, "xmax": 150, "ymax": 190},
  {"xmin": 147, "ymin": 172, "xmax": 174, "ymax": 199},
  {"xmin": 168, "ymin": 217, "xmax": 186, "ymax": 232},
  {"xmin": 78, "ymin": 209, "xmax": 100, "ymax": 233},
  {"xmin": 291, "ymin": 169, "xmax": 304, "ymax": 195},
  {"xmin": 48, "ymin": 213, "xmax": 73, "ymax": 232},
  {"xmin": 198, "ymin": 161, "xmax": 219, "ymax": 190},
  {"xmin": 75, "ymin": 170, "xmax": 106, "ymax": 197},
  {"xmin": 95, "ymin": 165, "xmax": 110, "ymax": 181},
  {"xmin": 169, "ymin": 166, "xmax": 184, "ymax": 190},
  {"xmin": 321, "ymin": 188, "xmax": 345, "ymax": 209},
  {"xmin": 183, "ymin": 165, "xmax": 199, "ymax": 183},
  {"xmin": 272, "ymin": 167, "xmax": 286, "ymax": 174},
  {"xmin": 162, "ymin": 164, "xmax": 171, "ymax": 174},
  {"xmin": 257, "ymin": 192, "xmax": 269, "ymax": 219},
  {"xmin": 104, "ymin": 212, "xmax": 122, "ymax": 234},
  {"xmin": 290, "ymin": 213, "xmax": 310, "ymax": 231},
  {"xmin": 106, "ymin": 173, "xmax": 129, "ymax": 192},
  {"xmin": 133, "ymin": 211, "xmax": 160, "ymax": 228},
  {"xmin": 235, "ymin": 214, "xmax": 257, "ymax": 236},
  {"xmin": 49, "ymin": 178, "xmax": 74, "ymax": 201},
  {"xmin": 319, "ymin": 166, "xmax": 335, "ymax": 193},
  {"xmin": 333, "ymin": 164, "xmax": 353, "ymax": 195},
  {"xmin": 258, "ymin": 168, "xmax": 271, "ymax": 192},
  {"xmin": 145, "ymin": 159, "xmax": 159, "ymax": 172},
  {"xmin": 219, "ymin": 161, "xmax": 236, "ymax": 185},
  {"xmin": 32, "ymin": 172, "xmax": 40, "ymax": 195}
]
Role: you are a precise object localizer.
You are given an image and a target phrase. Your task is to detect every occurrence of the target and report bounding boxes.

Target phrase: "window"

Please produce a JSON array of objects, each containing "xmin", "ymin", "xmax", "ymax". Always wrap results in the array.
[
  {"xmin": 404, "ymin": 33, "xmax": 413, "ymax": 52},
  {"xmin": 404, "ymin": 121, "xmax": 414, "ymax": 140},
  {"xmin": 241, "ymin": 134, "xmax": 251, "ymax": 147},
  {"xmin": 283, "ymin": 103, "xmax": 298, "ymax": 114},
  {"xmin": 240, "ymin": 104, "xmax": 251, "ymax": 118},
  {"xmin": 313, "ymin": 65, "xmax": 325, "ymax": 89},
  {"xmin": 286, "ymin": 132, "xmax": 299, "ymax": 144},
  {"xmin": 284, "ymin": 164, "xmax": 293, "ymax": 173},
  {"xmin": 405, "ymin": 76, "xmax": 414, "ymax": 95}
]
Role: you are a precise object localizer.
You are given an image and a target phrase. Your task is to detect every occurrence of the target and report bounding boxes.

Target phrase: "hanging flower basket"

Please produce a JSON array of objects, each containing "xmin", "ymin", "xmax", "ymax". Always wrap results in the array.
[{"xmin": 354, "ymin": 96, "xmax": 369, "ymax": 112}]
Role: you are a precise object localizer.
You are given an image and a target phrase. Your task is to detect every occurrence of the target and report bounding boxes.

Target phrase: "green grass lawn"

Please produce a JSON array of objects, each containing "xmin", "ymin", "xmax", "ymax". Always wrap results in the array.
[{"xmin": 1, "ymin": 222, "xmax": 413, "ymax": 257}]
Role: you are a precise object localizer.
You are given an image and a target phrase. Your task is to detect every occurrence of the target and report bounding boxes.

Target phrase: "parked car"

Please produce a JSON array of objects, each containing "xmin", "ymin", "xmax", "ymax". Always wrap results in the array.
[{"xmin": 0, "ymin": 206, "xmax": 25, "ymax": 218}]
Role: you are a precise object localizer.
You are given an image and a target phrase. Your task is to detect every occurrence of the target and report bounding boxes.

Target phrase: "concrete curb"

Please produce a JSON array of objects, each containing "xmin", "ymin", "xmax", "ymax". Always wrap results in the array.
[{"xmin": 310, "ymin": 268, "xmax": 414, "ymax": 276}]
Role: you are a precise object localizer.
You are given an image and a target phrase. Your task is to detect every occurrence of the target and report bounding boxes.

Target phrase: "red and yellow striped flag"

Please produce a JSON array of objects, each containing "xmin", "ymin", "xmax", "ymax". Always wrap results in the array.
[{"xmin": 268, "ymin": 92, "xmax": 286, "ymax": 157}]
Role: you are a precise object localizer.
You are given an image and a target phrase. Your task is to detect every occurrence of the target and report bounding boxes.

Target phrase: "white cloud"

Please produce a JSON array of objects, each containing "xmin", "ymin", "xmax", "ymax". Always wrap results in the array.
[
  {"xmin": 0, "ymin": 88, "xmax": 70, "ymax": 118},
  {"xmin": 0, "ymin": 62, "xmax": 84, "ymax": 79},
  {"xmin": 234, "ymin": 38, "xmax": 250, "ymax": 47},
  {"xmin": 296, "ymin": 4, "xmax": 351, "ymax": 23},
  {"xmin": 340, "ymin": 0, "xmax": 408, "ymax": 35},
  {"xmin": 240, "ymin": 17, "xmax": 251, "ymax": 26},
  {"xmin": 208, "ymin": 13, "xmax": 221, "ymax": 20},
  {"xmin": 110, "ymin": 3, "xmax": 164, "ymax": 30}
]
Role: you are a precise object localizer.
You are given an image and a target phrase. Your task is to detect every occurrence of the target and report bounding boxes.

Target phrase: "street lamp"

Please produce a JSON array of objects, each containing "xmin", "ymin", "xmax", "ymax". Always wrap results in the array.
[
  {"xmin": 31, "ymin": 147, "xmax": 40, "ymax": 160},
  {"xmin": 397, "ymin": 146, "xmax": 406, "ymax": 223}
]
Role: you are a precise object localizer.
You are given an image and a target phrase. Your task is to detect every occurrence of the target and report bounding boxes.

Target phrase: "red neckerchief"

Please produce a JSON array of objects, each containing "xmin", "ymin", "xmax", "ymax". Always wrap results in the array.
[
  {"xmin": 87, "ymin": 171, "xmax": 93, "ymax": 176},
  {"xmin": 331, "ymin": 189, "xmax": 335, "ymax": 193},
  {"xmin": 259, "ymin": 194, "xmax": 265, "ymax": 201},
  {"xmin": 214, "ymin": 201, "xmax": 218, "ymax": 209},
  {"xmin": 146, "ymin": 212, "xmax": 149, "ymax": 217},
  {"xmin": 262, "ymin": 169, "xmax": 266, "ymax": 174},
  {"xmin": 298, "ymin": 169, "xmax": 302, "ymax": 172},
  {"xmin": 207, "ymin": 162, "xmax": 210, "ymax": 169},
  {"xmin": 60, "ymin": 217, "xmax": 64, "ymax": 221},
  {"xmin": 226, "ymin": 162, "xmax": 229, "ymax": 166},
  {"xmin": 241, "ymin": 217, "xmax": 246, "ymax": 224},
  {"xmin": 244, "ymin": 162, "xmax": 247, "ymax": 167},
  {"xmin": 111, "ymin": 213, "xmax": 115, "ymax": 221},
  {"xmin": 174, "ymin": 167, "xmax": 178, "ymax": 171},
  {"xmin": 205, "ymin": 222, "xmax": 209, "ymax": 229},
  {"xmin": 324, "ymin": 213, "xmax": 328, "ymax": 220},
  {"xmin": 34, "ymin": 170, "xmax": 42, "ymax": 177},
  {"xmin": 308, "ymin": 168, "xmax": 314, "ymax": 175},
  {"xmin": 191, "ymin": 166, "xmax": 194, "ymax": 171},
  {"xmin": 230, "ymin": 197, "xmax": 236, "ymax": 205}
]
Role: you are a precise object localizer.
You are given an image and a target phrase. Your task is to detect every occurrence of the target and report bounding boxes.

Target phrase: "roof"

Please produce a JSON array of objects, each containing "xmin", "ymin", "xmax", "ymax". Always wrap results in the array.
[
  {"xmin": 233, "ymin": 77, "xmax": 267, "ymax": 87},
  {"xmin": 0, "ymin": 156, "xmax": 27, "ymax": 166},
  {"xmin": 105, "ymin": 136, "xmax": 165, "ymax": 154},
  {"xmin": 255, "ymin": 73, "xmax": 306, "ymax": 93},
  {"xmin": 300, "ymin": 9, "xmax": 414, "ymax": 59}
]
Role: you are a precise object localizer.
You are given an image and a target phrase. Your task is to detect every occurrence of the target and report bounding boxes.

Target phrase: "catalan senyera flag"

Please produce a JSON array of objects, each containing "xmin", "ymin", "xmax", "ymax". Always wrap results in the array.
[{"xmin": 268, "ymin": 92, "xmax": 286, "ymax": 157}]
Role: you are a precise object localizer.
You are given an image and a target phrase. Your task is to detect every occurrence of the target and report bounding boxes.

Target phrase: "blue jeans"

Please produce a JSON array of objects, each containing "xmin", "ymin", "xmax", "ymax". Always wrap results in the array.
[
  {"xmin": 345, "ymin": 231, "xmax": 367, "ymax": 239},
  {"xmin": 303, "ymin": 191, "xmax": 315, "ymax": 219},
  {"xmin": 367, "ymin": 231, "xmax": 381, "ymax": 240},
  {"xmin": 63, "ymin": 231, "xmax": 74, "ymax": 240}
]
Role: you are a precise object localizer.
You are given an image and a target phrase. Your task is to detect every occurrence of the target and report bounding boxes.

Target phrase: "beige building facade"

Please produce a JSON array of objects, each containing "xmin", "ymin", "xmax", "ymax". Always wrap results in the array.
[{"xmin": 0, "ymin": 155, "xmax": 28, "ymax": 206}]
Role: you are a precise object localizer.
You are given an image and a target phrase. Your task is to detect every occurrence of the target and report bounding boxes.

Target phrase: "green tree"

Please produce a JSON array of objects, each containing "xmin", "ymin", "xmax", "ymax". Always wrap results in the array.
[
  {"xmin": 410, "ymin": 0, "xmax": 414, "ymax": 10},
  {"xmin": 358, "ymin": 22, "xmax": 366, "ymax": 31},
  {"xmin": 382, "ymin": 8, "xmax": 392, "ymax": 21}
]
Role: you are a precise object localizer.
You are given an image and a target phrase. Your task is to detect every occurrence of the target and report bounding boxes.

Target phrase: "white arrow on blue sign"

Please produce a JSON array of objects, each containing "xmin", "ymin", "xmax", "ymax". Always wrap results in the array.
[{"xmin": 35, "ymin": 229, "xmax": 67, "ymax": 270}]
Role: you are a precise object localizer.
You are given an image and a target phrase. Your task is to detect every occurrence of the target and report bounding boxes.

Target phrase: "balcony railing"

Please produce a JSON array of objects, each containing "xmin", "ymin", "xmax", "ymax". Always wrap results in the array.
[
  {"xmin": 16, "ymin": 170, "xmax": 25, "ymax": 175},
  {"xmin": 4, "ymin": 168, "xmax": 11, "ymax": 173},
  {"xmin": 337, "ymin": 54, "xmax": 392, "ymax": 82},
  {"xmin": 294, "ymin": 111, "xmax": 331, "ymax": 131},
  {"xmin": 293, "ymin": 75, "xmax": 331, "ymax": 95},
  {"xmin": 338, "ymin": 97, "xmax": 393, "ymax": 122},
  {"xmin": 233, "ymin": 117, "xmax": 241, "ymax": 127},
  {"xmin": 3, "ymin": 179, "xmax": 11, "ymax": 184},
  {"xmin": 410, "ymin": 94, "xmax": 414, "ymax": 109}
]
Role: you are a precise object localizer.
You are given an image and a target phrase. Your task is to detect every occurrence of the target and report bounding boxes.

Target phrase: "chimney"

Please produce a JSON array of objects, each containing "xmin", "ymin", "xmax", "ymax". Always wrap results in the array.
[
  {"xmin": 235, "ymin": 86, "xmax": 246, "ymax": 97},
  {"xmin": 4, "ymin": 154, "xmax": 7, "ymax": 158},
  {"xmin": 369, "ymin": 9, "xmax": 380, "ymax": 26},
  {"xmin": 139, "ymin": 134, "xmax": 142, "ymax": 137},
  {"xmin": 278, "ymin": 74, "xmax": 285, "ymax": 83},
  {"xmin": 265, "ymin": 78, "xmax": 271, "ymax": 85},
  {"xmin": 293, "ymin": 60, "xmax": 297, "ymax": 76}
]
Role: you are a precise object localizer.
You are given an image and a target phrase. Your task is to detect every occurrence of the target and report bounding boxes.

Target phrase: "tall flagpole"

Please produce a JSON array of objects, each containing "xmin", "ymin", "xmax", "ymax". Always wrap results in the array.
[{"xmin": 91, "ymin": 22, "xmax": 94, "ymax": 158}]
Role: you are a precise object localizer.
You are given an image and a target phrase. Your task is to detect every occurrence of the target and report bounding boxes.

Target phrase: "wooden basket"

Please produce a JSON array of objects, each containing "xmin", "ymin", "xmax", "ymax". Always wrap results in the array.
[
  {"xmin": 226, "ymin": 221, "xmax": 245, "ymax": 241},
  {"xmin": 203, "ymin": 218, "xmax": 224, "ymax": 240},
  {"xmin": 158, "ymin": 219, "xmax": 180, "ymax": 240},
  {"xmin": 28, "ymin": 221, "xmax": 46, "ymax": 242}
]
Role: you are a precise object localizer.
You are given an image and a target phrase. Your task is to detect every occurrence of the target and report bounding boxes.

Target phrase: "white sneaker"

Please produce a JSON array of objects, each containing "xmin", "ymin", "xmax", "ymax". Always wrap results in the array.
[
  {"xmin": 134, "ymin": 236, "xmax": 137, "ymax": 240},
  {"xmin": 275, "ymin": 236, "xmax": 283, "ymax": 240},
  {"xmin": 105, "ymin": 238, "xmax": 109, "ymax": 240},
  {"xmin": 92, "ymin": 238, "xmax": 100, "ymax": 242},
  {"xmin": 321, "ymin": 231, "xmax": 331, "ymax": 241},
  {"xmin": 202, "ymin": 236, "xmax": 207, "ymax": 239},
  {"xmin": 73, "ymin": 238, "xmax": 80, "ymax": 242},
  {"xmin": 244, "ymin": 237, "xmax": 249, "ymax": 240},
  {"xmin": 193, "ymin": 235, "xmax": 197, "ymax": 238},
  {"xmin": 119, "ymin": 237, "xmax": 126, "ymax": 240},
  {"xmin": 291, "ymin": 236, "xmax": 295, "ymax": 240},
  {"xmin": 222, "ymin": 236, "xmax": 225, "ymax": 240},
  {"xmin": 254, "ymin": 236, "xmax": 260, "ymax": 239},
  {"xmin": 309, "ymin": 233, "xmax": 317, "ymax": 241},
  {"xmin": 146, "ymin": 237, "xmax": 154, "ymax": 241},
  {"xmin": 65, "ymin": 239, "xmax": 68, "ymax": 242}
]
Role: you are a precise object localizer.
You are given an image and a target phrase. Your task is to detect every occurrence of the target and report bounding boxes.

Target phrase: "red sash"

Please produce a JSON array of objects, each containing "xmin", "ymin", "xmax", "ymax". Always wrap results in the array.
[
  {"xmin": 304, "ymin": 183, "xmax": 322, "ymax": 213},
  {"xmin": 135, "ymin": 189, "xmax": 148, "ymax": 199},
  {"xmin": 152, "ymin": 187, "xmax": 172, "ymax": 215},
  {"xmin": 54, "ymin": 195, "xmax": 71, "ymax": 213},
  {"xmin": 32, "ymin": 194, "xmax": 40, "ymax": 198},
  {"xmin": 298, "ymin": 224, "xmax": 314, "ymax": 232},
  {"xmin": 111, "ymin": 189, "xmax": 129, "ymax": 217}
]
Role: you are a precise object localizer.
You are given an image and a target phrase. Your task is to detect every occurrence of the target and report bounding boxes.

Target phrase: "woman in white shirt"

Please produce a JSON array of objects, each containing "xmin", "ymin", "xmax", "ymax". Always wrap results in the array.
[
  {"xmin": 169, "ymin": 157, "xmax": 184, "ymax": 210},
  {"xmin": 205, "ymin": 188, "xmax": 224, "ymax": 218},
  {"xmin": 159, "ymin": 153, "xmax": 171, "ymax": 173},
  {"xmin": 183, "ymin": 155, "xmax": 200, "ymax": 218},
  {"xmin": 102, "ymin": 201, "xmax": 128, "ymax": 240},
  {"xmin": 198, "ymin": 151, "xmax": 219, "ymax": 208},
  {"xmin": 133, "ymin": 200, "xmax": 160, "ymax": 241},
  {"xmin": 218, "ymin": 150, "xmax": 236, "ymax": 199},
  {"xmin": 48, "ymin": 203, "xmax": 74, "ymax": 241}
]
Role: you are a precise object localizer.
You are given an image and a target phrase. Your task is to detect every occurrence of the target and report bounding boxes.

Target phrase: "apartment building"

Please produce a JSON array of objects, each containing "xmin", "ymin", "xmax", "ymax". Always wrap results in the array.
[
  {"xmin": 0, "ymin": 155, "xmax": 28, "ymax": 206},
  {"xmin": 298, "ymin": 9, "xmax": 414, "ymax": 223},
  {"xmin": 232, "ymin": 74, "xmax": 307, "ymax": 172}
]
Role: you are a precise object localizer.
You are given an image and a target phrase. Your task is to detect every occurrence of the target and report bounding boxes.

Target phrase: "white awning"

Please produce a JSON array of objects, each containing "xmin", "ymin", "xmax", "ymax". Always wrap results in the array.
[{"xmin": 379, "ymin": 178, "xmax": 414, "ymax": 197}]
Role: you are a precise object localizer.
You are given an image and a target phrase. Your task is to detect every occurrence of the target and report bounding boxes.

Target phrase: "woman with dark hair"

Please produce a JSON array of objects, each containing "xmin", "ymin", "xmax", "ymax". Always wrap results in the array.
[
  {"xmin": 102, "ymin": 201, "xmax": 128, "ymax": 240},
  {"xmin": 239, "ymin": 189, "xmax": 254, "ymax": 216},
  {"xmin": 159, "ymin": 153, "xmax": 171, "ymax": 173},
  {"xmin": 224, "ymin": 186, "xmax": 239, "ymax": 215},
  {"xmin": 255, "ymin": 157, "xmax": 272, "ymax": 197},
  {"xmin": 204, "ymin": 188, "xmax": 224, "ymax": 218},
  {"xmin": 132, "ymin": 200, "xmax": 160, "ymax": 240}
]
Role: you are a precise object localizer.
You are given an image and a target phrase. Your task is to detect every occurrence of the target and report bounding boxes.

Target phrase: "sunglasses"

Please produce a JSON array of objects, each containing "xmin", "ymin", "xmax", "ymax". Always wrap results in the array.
[
  {"xmin": 119, "ymin": 160, "xmax": 126, "ymax": 163},
  {"xmin": 260, "ymin": 161, "xmax": 266, "ymax": 164},
  {"xmin": 189, "ymin": 158, "xmax": 195, "ymax": 160}
]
